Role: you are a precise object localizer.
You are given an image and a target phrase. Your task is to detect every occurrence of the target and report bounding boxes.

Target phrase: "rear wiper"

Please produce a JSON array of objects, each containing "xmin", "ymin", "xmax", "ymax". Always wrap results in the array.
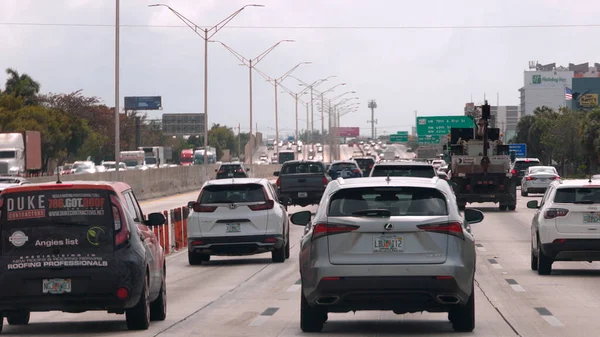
[
  {"xmin": 351, "ymin": 209, "xmax": 391, "ymax": 217},
  {"xmin": 574, "ymin": 200, "xmax": 595, "ymax": 204}
]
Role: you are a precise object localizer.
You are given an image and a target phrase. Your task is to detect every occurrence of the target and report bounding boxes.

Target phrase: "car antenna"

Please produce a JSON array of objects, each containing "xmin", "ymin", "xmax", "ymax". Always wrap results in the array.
[
  {"xmin": 386, "ymin": 174, "xmax": 391, "ymax": 183},
  {"xmin": 589, "ymin": 174, "xmax": 593, "ymax": 183}
]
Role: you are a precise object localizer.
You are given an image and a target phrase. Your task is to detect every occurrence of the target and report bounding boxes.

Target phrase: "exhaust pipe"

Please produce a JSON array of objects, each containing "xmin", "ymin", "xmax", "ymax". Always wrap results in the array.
[
  {"xmin": 436, "ymin": 295, "xmax": 460, "ymax": 304},
  {"xmin": 315, "ymin": 296, "xmax": 339, "ymax": 305}
]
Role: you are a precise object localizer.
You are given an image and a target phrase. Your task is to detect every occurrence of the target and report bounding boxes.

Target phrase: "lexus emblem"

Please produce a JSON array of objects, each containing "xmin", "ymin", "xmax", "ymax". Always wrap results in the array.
[
  {"xmin": 384, "ymin": 223, "xmax": 394, "ymax": 231},
  {"xmin": 228, "ymin": 204, "xmax": 237, "ymax": 210}
]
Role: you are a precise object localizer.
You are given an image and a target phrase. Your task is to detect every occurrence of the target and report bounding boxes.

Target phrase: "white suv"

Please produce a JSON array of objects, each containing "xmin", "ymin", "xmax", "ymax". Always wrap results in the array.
[
  {"xmin": 187, "ymin": 178, "xmax": 291, "ymax": 265},
  {"xmin": 528, "ymin": 179, "xmax": 600, "ymax": 275}
]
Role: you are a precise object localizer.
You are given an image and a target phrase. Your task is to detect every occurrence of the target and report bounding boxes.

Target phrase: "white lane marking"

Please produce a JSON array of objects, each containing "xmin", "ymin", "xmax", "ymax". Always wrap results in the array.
[
  {"xmin": 491, "ymin": 263, "xmax": 503, "ymax": 269},
  {"xmin": 249, "ymin": 315, "xmax": 270, "ymax": 326},
  {"xmin": 510, "ymin": 284, "xmax": 525, "ymax": 292},
  {"xmin": 542, "ymin": 315, "xmax": 565, "ymax": 327},
  {"xmin": 476, "ymin": 246, "xmax": 487, "ymax": 252},
  {"xmin": 287, "ymin": 284, "xmax": 301, "ymax": 292}
]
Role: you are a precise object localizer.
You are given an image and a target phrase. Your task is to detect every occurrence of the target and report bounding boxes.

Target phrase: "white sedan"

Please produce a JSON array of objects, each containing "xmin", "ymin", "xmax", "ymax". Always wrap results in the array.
[
  {"xmin": 186, "ymin": 178, "xmax": 291, "ymax": 264},
  {"xmin": 521, "ymin": 166, "xmax": 560, "ymax": 196}
]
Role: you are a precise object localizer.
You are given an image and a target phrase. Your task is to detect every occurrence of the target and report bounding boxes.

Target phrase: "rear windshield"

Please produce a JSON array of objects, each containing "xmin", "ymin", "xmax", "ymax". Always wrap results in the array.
[
  {"xmin": 514, "ymin": 160, "xmax": 540, "ymax": 170},
  {"xmin": 354, "ymin": 158, "xmax": 374, "ymax": 168},
  {"xmin": 330, "ymin": 163, "xmax": 357, "ymax": 171},
  {"xmin": 0, "ymin": 189, "xmax": 115, "ymax": 257},
  {"xmin": 328, "ymin": 187, "xmax": 448, "ymax": 216},
  {"xmin": 219, "ymin": 165, "xmax": 242, "ymax": 173},
  {"xmin": 281, "ymin": 162, "xmax": 325, "ymax": 174},
  {"xmin": 554, "ymin": 187, "xmax": 600, "ymax": 204},
  {"xmin": 145, "ymin": 157, "xmax": 157, "ymax": 165},
  {"xmin": 278, "ymin": 152, "xmax": 295, "ymax": 164},
  {"xmin": 200, "ymin": 184, "xmax": 265, "ymax": 203},
  {"xmin": 371, "ymin": 165, "xmax": 435, "ymax": 178},
  {"xmin": 529, "ymin": 167, "xmax": 556, "ymax": 174}
]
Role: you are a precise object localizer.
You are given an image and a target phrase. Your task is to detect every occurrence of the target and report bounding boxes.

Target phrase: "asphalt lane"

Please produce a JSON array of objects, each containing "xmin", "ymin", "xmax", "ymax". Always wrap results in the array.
[{"xmin": 6, "ymin": 185, "xmax": 600, "ymax": 336}]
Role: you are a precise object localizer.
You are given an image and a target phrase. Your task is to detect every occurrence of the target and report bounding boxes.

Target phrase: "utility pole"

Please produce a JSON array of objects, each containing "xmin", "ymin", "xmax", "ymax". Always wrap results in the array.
[
  {"xmin": 238, "ymin": 123, "xmax": 241, "ymax": 158},
  {"xmin": 367, "ymin": 99, "xmax": 377, "ymax": 140}
]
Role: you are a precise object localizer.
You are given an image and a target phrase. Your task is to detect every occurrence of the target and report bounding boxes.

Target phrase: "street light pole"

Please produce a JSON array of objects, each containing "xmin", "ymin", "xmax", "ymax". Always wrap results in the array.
[
  {"xmin": 295, "ymin": 94, "xmax": 299, "ymax": 141},
  {"xmin": 149, "ymin": 3, "xmax": 264, "ymax": 173},
  {"xmin": 115, "ymin": 0, "xmax": 120, "ymax": 181},
  {"xmin": 274, "ymin": 79, "xmax": 279, "ymax": 158}
]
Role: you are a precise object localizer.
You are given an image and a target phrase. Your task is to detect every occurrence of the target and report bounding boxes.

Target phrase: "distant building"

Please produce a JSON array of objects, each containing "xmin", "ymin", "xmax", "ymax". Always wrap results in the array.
[
  {"xmin": 570, "ymin": 77, "xmax": 600, "ymax": 110},
  {"xmin": 464, "ymin": 103, "xmax": 519, "ymax": 141}
]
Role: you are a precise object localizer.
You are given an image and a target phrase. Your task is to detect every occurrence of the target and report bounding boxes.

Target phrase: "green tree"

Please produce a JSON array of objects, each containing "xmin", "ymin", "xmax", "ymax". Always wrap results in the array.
[
  {"xmin": 4, "ymin": 68, "xmax": 41, "ymax": 105},
  {"xmin": 207, "ymin": 124, "xmax": 236, "ymax": 159}
]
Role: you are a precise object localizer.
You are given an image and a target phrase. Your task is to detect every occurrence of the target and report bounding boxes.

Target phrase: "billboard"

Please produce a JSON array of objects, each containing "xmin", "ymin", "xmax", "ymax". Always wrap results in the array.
[
  {"xmin": 416, "ymin": 116, "xmax": 474, "ymax": 142},
  {"xmin": 161, "ymin": 113, "xmax": 205, "ymax": 136},
  {"xmin": 124, "ymin": 96, "xmax": 162, "ymax": 110},
  {"xmin": 580, "ymin": 94, "xmax": 598, "ymax": 108},
  {"xmin": 524, "ymin": 71, "xmax": 573, "ymax": 89},
  {"xmin": 332, "ymin": 127, "xmax": 359, "ymax": 137}
]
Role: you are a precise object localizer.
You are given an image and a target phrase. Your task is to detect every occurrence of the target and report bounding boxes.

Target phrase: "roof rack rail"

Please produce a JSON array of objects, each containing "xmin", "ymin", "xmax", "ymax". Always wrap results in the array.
[{"xmin": 336, "ymin": 177, "xmax": 345, "ymax": 184}]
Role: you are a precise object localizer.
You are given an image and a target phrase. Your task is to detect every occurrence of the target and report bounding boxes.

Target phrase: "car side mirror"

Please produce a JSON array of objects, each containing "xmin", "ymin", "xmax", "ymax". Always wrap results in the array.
[
  {"xmin": 527, "ymin": 200, "xmax": 539, "ymax": 209},
  {"xmin": 187, "ymin": 201, "xmax": 195, "ymax": 209},
  {"xmin": 147, "ymin": 212, "xmax": 166, "ymax": 226},
  {"xmin": 464, "ymin": 209, "xmax": 484, "ymax": 224},
  {"xmin": 273, "ymin": 171, "xmax": 280, "ymax": 176},
  {"xmin": 290, "ymin": 210, "xmax": 312, "ymax": 226}
]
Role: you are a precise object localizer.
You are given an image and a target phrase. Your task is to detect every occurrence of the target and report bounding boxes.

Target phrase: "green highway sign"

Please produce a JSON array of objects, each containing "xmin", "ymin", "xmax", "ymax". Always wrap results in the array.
[
  {"xmin": 416, "ymin": 116, "xmax": 474, "ymax": 138},
  {"xmin": 390, "ymin": 133, "xmax": 408, "ymax": 142},
  {"xmin": 417, "ymin": 135, "xmax": 440, "ymax": 144}
]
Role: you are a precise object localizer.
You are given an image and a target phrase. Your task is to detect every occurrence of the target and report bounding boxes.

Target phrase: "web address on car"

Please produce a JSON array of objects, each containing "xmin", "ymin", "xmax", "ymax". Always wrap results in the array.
[{"xmin": 48, "ymin": 210, "xmax": 105, "ymax": 216}]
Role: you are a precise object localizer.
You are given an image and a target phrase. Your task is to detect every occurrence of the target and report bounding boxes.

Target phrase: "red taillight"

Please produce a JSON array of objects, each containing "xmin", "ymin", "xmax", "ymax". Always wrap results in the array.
[
  {"xmin": 217, "ymin": 170, "xmax": 224, "ymax": 174},
  {"xmin": 313, "ymin": 223, "xmax": 360, "ymax": 240},
  {"xmin": 116, "ymin": 287, "xmax": 129, "ymax": 300},
  {"xmin": 264, "ymin": 237, "xmax": 277, "ymax": 243},
  {"xmin": 544, "ymin": 208, "xmax": 569, "ymax": 219},
  {"xmin": 111, "ymin": 195, "xmax": 130, "ymax": 247},
  {"xmin": 435, "ymin": 276, "xmax": 454, "ymax": 280},
  {"xmin": 323, "ymin": 177, "xmax": 329, "ymax": 187},
  {"xmin": 40, "ymin": 184, "xmax": 74, "ymax": 188},
  {"xmin": 417, "ymin": 222, "xmax": 464, "ymax": 240},
  {"xmin": 248, "ymin": 199, "xmax": 275, "ymax": 211},
  {"xmin": 352, "ymin": 169, "xmax": 361, "ymax": 174},
  {"xmin": 237, "ymin": 169, "xmax": 244, "ymax": 173},
  {"xmin": 276, "ymin": 177, "xmax": 281, "ymax": 189},
  {"xmin": 191, "ymin": 240, "xmax": 203, "ymax": 245},
  {"xmin": 195, "ymin": 205, "xmax": 217, "ymax": 212},
  {"xmin": 553, "ymin": 239, "xmax": 566, "ymax": 244},
  {"xmin": 526, "ymin": 176, "xmax": 535, "ymax": 181},
  {"xmin": 551, "ymin": 176, "xmax": 560, "ymax": 180},
  {"xmin": 321, "ymin": 277, "xmax": 341, "ymax": 281},
  {"xmin": 511, "ymin": 169, "xmax": 517, "ymax": 176},
  {"xmin": 466, "ymin": 185, "xmax": 471, "ymax": 191}
]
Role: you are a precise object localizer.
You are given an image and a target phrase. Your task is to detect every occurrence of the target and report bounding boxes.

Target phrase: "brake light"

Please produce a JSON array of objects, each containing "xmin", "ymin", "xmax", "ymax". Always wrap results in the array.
[
  {"xmin": 352, "ymin": 169, "xmax": 361, "ymax": 174},
  {"xmin": 111, "ymin": 195, "xmax": 130, "ymax": 247},
  {"xmin": 264, "ymin": 237, "xmax": 278, "ymax": 243},
  {"xmin": 39, "ymin": 184, "xmax": 74, "ymax": 188},
  {"xmin": 525, "ymin": 159, "xmax": 530, "ymax": 162},
  {"xmin": 217, "ymin": 170, "xmax": 224, "ymax": 174},
  {"xmin": 194, "ymin": 205, "xmax": 217, "ymax": 212},
  {"xmin": 237, "ymin": 169, "xmax": 244, "ymax": 173},
  {"xmin": 551, "ymin": 176, "xmax": 560, "ymax": 180},
  {"xmin": 321, "ymin": 277, "xmax": 341, "ymax": 281},
  {"xmin": 116, "ymin": 287, "xmax": 129, "ymax": 300},
  {"xmin": 313, "ymin": 223, "xmax": 359, "ymax": 240},
  {"xmin": 417, "ymin": 222, "xmax": 464, "ymax": 240},
  {"xmin": 276, "ymin": 177, "xmax": 281, "ymax": 189},
  {"xmin": 544, "ymin": 208, "xmax": 569, "ymax": 219},
  {"xmin": 248, "ymin": 200, "xmax": 275, "ymax": 211},
  {"xmin": 526, "ymin": 176, "xmax": 536, "ymax": 181},
  {"xmin": 511, "ymin": 169, "xmax": 517, "ymax": 176},
  {"xmin": 553, "ymin": 239, "xmax": 566, "ymax": 244},
  {"xmin": 323, "ymin": 176, "xmax": 329, "ymax": 187},
  {"xmin": 191, "ymin": 240, "xmax": 203, "ymax": 245}
]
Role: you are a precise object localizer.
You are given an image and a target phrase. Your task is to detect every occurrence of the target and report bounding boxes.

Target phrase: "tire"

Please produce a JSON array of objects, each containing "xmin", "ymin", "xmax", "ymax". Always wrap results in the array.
[
  {"xmin": 499, "ymin": 204, "xmax": 507, "ymax": 211},
  {"xmin": 0, "ymin": 313, "xmax": 3, "ymax": 333},
  {"xmin": 522, "ymin": 189, "xmax": 528, "ymax": 197},
  {"xmin": 188, "ymin": 251, "xmax": 209, "ymax": 265},
  {"xmin": 450, "ymin": 283, "xmax": 475, "ymax": 332},
  {"xmin": 508, "ymin": 204, "xmax": 516, "ymax": 211},
  {"xmin": 300, "ymin": 291, "xmax": 325, "ymax": 332},
  {"xmin": 6, "ymin": 310, "xmax": 30, "ymax": 325},
  {"xmin": 126, "ymin": 274, "xmax": 151, "ymax": 330},
  {"xmin": 284, "ymin": 233, "xmax": 291, "ymax": 259},
  {"xmin": 531, "ymin": 247, "xmax": 538, "ymax": 271},
  {"xmin": 150, "ymin": 267, "xmax": 167, "ymax": 321},
  {"xmin": 537, "ymin": 241, "xmax": 553, "ymax": 275},
  {"xmin": 272, "ymin": 243, "xmax": 286, "ymax": 263}
]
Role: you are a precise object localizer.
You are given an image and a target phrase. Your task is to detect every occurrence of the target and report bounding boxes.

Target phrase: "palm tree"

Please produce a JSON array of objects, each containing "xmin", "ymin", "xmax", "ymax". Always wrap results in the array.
[{"xmin": 4, "ymin": 68, "xmax": 41, "ymax": 104}]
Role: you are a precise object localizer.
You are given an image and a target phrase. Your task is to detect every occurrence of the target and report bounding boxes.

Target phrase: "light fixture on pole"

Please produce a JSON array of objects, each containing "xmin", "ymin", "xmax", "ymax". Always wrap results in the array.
[
  {"xmin": 148, "ymin": 3, "xmax": 264, "ymax": 174},
  {"xmin": 291, "ymin": 75, "xmax": 336, "ymax": 143}
]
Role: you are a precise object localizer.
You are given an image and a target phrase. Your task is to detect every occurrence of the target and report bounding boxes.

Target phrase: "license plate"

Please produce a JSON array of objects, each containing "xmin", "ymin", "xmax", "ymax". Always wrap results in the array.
[
  {"xmin": 373, "ymin": 235, "xmax": 404, "ymax": 252},
  {"xmin": 226, "ymin": 223, "xmax": 241, "ymax": 232},
  {"xmin": 584, "ymin": 214, "xmax": 600, "ymax": 223},
  {"xmin": 489, "ymin": 195, "xmax": 495, "ymax": 198},
  {"xmin": 298, "ymin": 192, "xmax": 308, "ymax": 198},
  {"xmin": 540, "ymin": 178, "xmax": 547, "ymax": 182},
  {"xmin": 43, "ymin": 278, "xmax": 72, "ymax": 294},
  {"xmin": 228, "ymin": 173, "xmax": 234, "ymax": 177}
]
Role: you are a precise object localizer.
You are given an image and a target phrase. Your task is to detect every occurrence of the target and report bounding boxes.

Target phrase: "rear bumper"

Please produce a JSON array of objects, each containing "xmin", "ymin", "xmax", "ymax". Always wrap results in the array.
[
  {"xmin": 278, "ymin": 191, "xmax": 323, "ymax": 205},
  {"xmin": 542, "ymin": 239, "xmax": 600, "ymax": 260},
  {"xmin": 522, "ymin": 181, "xmax": 551, "ymax": 193},
  {"xmin": 305, "ymin": 276, "xmax": 471, "ymax": 314},
  {"xmin": 188, "ymin": 234, "xmax": 284, "ymax": 256},
  {"xmin": 456, "ymin": 192, "xmax": 515, "ymax": 203}
]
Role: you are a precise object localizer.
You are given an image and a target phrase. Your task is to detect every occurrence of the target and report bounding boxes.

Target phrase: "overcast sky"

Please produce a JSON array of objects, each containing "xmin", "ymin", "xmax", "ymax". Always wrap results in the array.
[{"xmin": 1, "ymin": 0, "xmax": 597, "ymax": 138}]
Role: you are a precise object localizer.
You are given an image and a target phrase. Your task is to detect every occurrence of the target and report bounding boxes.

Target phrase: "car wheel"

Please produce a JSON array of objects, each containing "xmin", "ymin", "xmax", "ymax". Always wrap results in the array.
[
  {"xmin": 499, "ymin": 204, "xmax": 507, "ymax": 211},
  {"xmin": 6, "ymin": 310, "xmax": 30, "ymax": 325},
  {"xmin": 284, "ymin": 233, "xmax": 291, "ymax": 259},
  {"xmin": 522, "ymin": 189, "xmax": 528, "ymax": 197},
  {"xmin": 188, "ymin": 251, "xmax": 209, "ymax": 265},
  {"xmin": 531, "ymin": 246, "xmax": 538, "ymax": 271},
  {"xmin": 537, "ymin": 241, "xmax": 553, "ymax": 275},
  {"xmin": 272, "ymin": 244, "xmax": 286, "ymax": 263},
  {"xmin": 300, "ymin": 291, "xmax": 325, "ymax": 332},
  {"xmin": 150, "ymin": 266, "xmax": 167, "ymax": 321},
  {"xmin": 126, "ymin": 274, "xmax": 151, "ymax": 330},
  {"xmin": 508, "ymin": 204, "xmax": 516, "ymax": 211},
  {"xmin": 450, "ymin": 283, "xmax": 475, "ymax": 332}
]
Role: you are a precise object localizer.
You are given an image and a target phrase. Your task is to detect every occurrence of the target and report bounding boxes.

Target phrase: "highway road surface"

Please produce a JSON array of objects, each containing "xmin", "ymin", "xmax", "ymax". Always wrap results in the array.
[{"xmin": 5, "ymin": 188, "xmax": 599, "ymax": 336}]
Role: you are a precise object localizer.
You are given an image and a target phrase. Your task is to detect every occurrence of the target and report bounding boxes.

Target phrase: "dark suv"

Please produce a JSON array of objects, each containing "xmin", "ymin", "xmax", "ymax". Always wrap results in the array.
[
  {"xmin": 327, "ymin": 161, "xmax": 362, "ymax": 179},
  {"xmin": 0, "ymin": 181, "xmax": 168, "ymax": 331},
  {"xmin": 216, "ymin": 163, "xmax": 250, "ymax": 179},
  {"xmin": 353, "ymin": 157, "xmax": 375, "ymax": 176},
  {"xmin": 511, "ymin": 158, "xmax": 541, "ymax": 181}
]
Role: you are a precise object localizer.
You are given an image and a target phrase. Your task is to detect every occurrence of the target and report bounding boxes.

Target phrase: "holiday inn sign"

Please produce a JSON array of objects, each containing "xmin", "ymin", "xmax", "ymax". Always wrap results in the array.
[{"xmin": 532, "ymin": 74, "xmax": 568, "ymax": 84}]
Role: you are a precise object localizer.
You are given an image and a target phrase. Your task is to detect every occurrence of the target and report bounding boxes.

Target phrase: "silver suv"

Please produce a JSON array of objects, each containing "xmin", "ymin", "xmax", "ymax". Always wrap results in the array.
[{"xmin": 290, "ymin": 176, "xmax": 484, "ymax": 333}]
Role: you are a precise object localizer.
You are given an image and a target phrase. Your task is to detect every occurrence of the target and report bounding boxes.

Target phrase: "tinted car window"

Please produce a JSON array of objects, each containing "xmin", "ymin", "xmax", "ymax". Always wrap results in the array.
[
  {"xmin": 281, "ymin": 162, "xmax": 325, "ymax": 174},
  {"xmin": 371, "ymin": 165, "xmax": 435, "ymax": 178},
  {"xmin": 200, "ymin": 184, "xmax": 266, "ymax": 203},
  {"xmin": 514, "ymin": 161, "xmax": 540, "ymax": 171},
  {"xmin": 219, "ymin": 164, "xmax": 242, "ymax": 173},
  {"xmin": 330, "ymin": 163, "xmax": 357, "ymax": 170},
  {"xmin": 554, "ymin": 187, "xmax": 600, "ymax": 204},
  {"xmin": 328, "ymin": 187, "xmax": 447, "ymax": 216},
  {"xmin": 278, "ymin": 152, "xmax": 295, "ymax": 164},
  {"xmin": 0, "ymin": 189, "xmax": 115, "ymax": 257}
]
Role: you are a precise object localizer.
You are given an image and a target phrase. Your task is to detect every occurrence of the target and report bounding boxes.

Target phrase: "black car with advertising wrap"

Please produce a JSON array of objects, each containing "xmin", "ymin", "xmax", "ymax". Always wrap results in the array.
[{"xmin": 0, "ymin": 181, "xmax": 168, "ymax": 332}]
